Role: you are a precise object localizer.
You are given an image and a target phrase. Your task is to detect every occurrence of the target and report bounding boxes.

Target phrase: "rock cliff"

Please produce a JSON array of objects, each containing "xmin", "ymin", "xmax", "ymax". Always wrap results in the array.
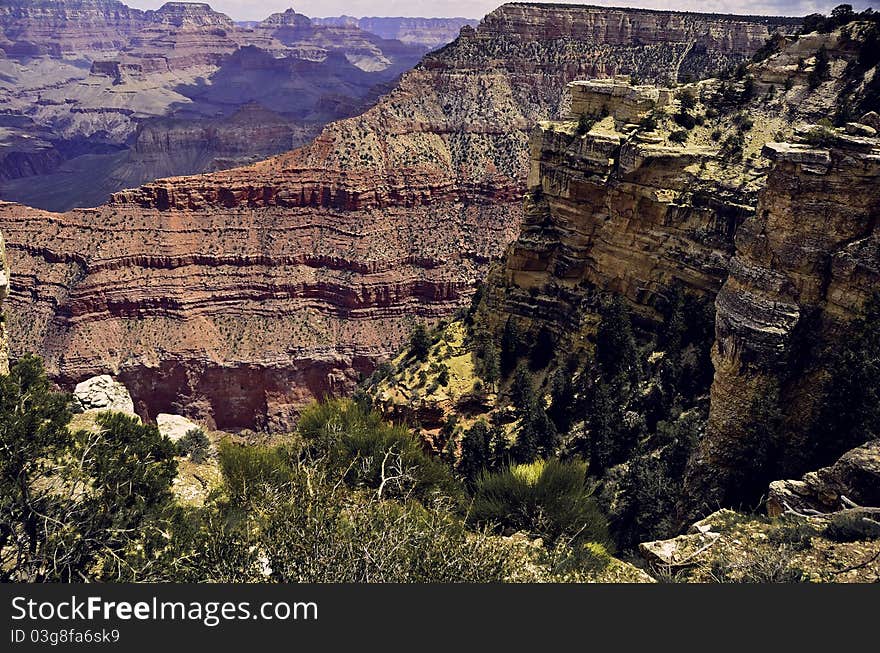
[
  {"xmin": 312, "ymin": 16, "xmax": 480, "ymax": 50},
  {"xmin": 483, "ymin": 21, "xmax": 880, "ymax": 507},
  {"xmin": 0, "ymin": 3, "xmax": 789, "ymax": 430},
  {"xmin": 0, "ymin": 0, "xmax": 426, "ymax": 210},
  {"xmin": 0, "ymin": 227, "xmax": 8, "ymax": 375}
]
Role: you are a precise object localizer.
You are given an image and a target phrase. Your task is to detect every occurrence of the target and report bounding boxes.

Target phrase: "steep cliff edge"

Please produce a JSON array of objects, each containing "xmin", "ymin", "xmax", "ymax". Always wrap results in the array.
[
  {"xmin": 369, "ymin": 20, "xmax": 880, "ymax": 529},
  {"xmin": 0, "ymin": 3, "xmax": 788, "ymax": 430},
  {"xmin": 691, "ymin": 130, "xmax": 880, "ymax": 506}
]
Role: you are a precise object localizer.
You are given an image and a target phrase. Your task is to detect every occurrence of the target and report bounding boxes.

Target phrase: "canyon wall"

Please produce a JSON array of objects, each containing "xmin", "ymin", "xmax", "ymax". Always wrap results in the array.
[
  {"xmin": 691, "ymin": 133, "xmax": 880, "ymax": 504},
  {"xmin": 0, "ymin": 3, "xmax": 795, "ymax": 430},
  {"xmin": 312, "ymin": 16, "xmax": 480, "ymax": 50},
  {"xmin": 0, "ymin": 1, "xmax": 426, "ymax": 211},
  {"xmin": 0, "ymin": 228, "xmax": 7, "ymax": 375},
  {"xmin": 490, "ymin": 23, "xmax": 880, "ymax": 504}
]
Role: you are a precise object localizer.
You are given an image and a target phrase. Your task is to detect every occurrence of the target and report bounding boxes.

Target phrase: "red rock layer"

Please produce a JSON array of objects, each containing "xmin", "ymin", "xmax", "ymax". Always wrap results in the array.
[{"xmin": 0, "ymin": 3, "xmax": 790, "ymax": 430}]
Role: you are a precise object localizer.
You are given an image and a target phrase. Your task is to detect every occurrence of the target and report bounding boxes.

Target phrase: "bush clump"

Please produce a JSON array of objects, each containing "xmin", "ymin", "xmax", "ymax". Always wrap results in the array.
[
  {"xmin": 469, "ymin": 459, "xmax": 611, "ymax": 546},
  {"xmin": 823, "ymin": 511, "xmax": 880, "ymax": 542},
  {"xmin": 176, "ymin": 428, "xmax": 212, "ymax": 463},
  {"xmin": 297, "ymin": 399, "xmax": 458, "ymax": 501}
]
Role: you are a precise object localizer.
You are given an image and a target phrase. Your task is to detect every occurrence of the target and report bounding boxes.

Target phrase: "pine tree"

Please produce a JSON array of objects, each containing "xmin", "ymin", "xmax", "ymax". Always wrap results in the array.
[
  {"xmin": 808, "ymin": 292, "xmax": 880, "ymax": 467},
  {"xmin": 409, "ymin": 322, "xmax": 431, "ymax": 360},
  {"xmin": 500, "ymin": 316, "xmax": 522, "ymax": 374},
  {"xmin": 510, "ymin": 362, "xmax": 534, "ymax": 415},
  {"xmin": 808, "ymin": 45, "xmax": 830, "ymax": 90},
  {"xmin": 596, "ymin": 295, "xmax": 641, "ymax": 387},
  {"xmin": 481, "ymin": 342, "xmax": 501, "ymax": 389},
  {"xmin": 458, "ymin": 421, "xmax": 491, "ymax": 486}
]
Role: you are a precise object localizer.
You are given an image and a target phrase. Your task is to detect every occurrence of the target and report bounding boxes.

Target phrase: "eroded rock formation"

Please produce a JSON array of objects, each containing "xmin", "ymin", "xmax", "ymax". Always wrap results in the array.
[
  {"xmin": 312, "ymin": 16, "xmax": 480, "ymax": 50},
  {"xmin": 0, "ymin": 3, "xmax": 789, "ymax": 430},
  {"xmin": 0, "ymin": 0, "xmax": 427, "ymax": 210},
  {"xmin": 0, "ymin": 227, "xmax": 8, "ymax": 375},
  {"xmin": 487, "ymin": 22, "xmax": 880, "ymax": 506}
]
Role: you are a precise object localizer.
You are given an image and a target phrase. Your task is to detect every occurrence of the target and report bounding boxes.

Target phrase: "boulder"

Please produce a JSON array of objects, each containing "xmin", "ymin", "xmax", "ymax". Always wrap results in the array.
[
  {"xmin": 845, "ymin": 122, "xmax": 877, "ymax": 137},
  {"xmin": 639, "ymin": 531, "xmax": 719, "ymax": 566},
  {"xmin": 767, "ymin": 439, "xmax": 880, "ymax": 517},
  {"xmin": 157, "ymin": 413, "xmax": 202, "ymax": 442},
  {"xmin": 859, "ymin": 111, "xmax": 880, "ymax": 131},
  {"xmin": 73, "ymin": 375, "xmax": 135, "ymax": 414}
]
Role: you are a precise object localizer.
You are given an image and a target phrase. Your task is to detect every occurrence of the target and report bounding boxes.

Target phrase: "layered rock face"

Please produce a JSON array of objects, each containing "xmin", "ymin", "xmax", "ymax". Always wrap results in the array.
[
  {"xmin": 0, "ymin": 1, "xmax": 426, "ymax": 211},
  {"xmin": 501, "ymin": 78, "xmax": 747, "ymax": 334},
  {"xmin": 0, "ymin": 0, "xmax": 147, "ymax": 57},
  {"xmin": 474, "ymin": 3, "xmax": 797, "ymax": 82},
  {"xmin": 313, "ymin": 16, "xmax": 480, "ymax": 50},
  {"xmin": 0, "ymin": 3, "xmax": 788, "ymax": 430},
  {"xmin": 696, "ymin": 132, "xmax": 880, "ymax": 499},
  {"xmin": 491, "ymin": 23, "xmax": 880, "ymax": 505},
  {"xmin": 0, "ymin": 227, "xmax": 8, "ymax": 375}
]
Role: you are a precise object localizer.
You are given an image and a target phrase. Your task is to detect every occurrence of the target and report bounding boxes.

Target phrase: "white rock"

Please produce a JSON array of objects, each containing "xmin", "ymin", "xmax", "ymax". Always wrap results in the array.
[
  {"xmin": 157, "ymin": 413, "xmax": 202, "ymax": 442},
  {"xmin": 73, "ymin": 375, "xmax": 135, "ymax": 414}
]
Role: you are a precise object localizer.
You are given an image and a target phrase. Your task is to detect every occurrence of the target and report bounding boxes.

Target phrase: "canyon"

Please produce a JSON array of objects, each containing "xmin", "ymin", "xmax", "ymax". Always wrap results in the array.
[
  {"xmin": 0, "ymin": 1, "xmax": 428, "ymax": 211},
  {"xmin": 310, "ymin": 16, "xmax": 479, "ymax": 50},
  {"xmin": 473, "ymin": 23, "xmax": 880, "ymax": 506},
  {"xmin": 0, "ymin": 2, "xmax": 792, "ymax": 431}
]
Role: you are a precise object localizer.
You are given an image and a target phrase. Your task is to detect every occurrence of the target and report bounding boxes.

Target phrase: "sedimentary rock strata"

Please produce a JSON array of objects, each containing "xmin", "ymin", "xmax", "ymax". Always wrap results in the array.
[
  {"xmin": 0, "ymin": 3, "xmax": 797, "ymax": 429},
  {"xmin": 312, "ymin": 16, "xmax": 480, "ymax": 50},
  {"xmin": 0, "ymin": 1, "xmax": 427, "ymax": 210},
  {"xmin": 488, "ymin": 22, "xmax": 880, "ymax": 503}
]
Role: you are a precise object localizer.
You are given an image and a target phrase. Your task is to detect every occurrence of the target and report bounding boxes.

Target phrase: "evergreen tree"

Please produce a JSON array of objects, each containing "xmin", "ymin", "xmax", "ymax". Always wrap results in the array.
[
  {"xmin": 596, "ymin": 295, "xmax": 641, "ymax": 387},
  {"xmin": 808, "ymin": 45, "xmax": 830, "ymax": 90},
  {"xmin": 481, "ymin": 342, "xmax": 501, "ymax": 389},
  {"xmin": 529, "ymin": 326, "xmax": 556, "ymax": 370},
  {"xmin": 808, "ymin": 292, "xmax": 880, "ymax": 467},
  {"xmin": 729, "ymin": 380, "xmax": 785, "ymax": 505},
  {"xmin": 510, "ymin": 362, "xmax": 534, "ymax": 415},
  {"xmin": 500, "ymin": 316, "xmax": 523, "ymax": 374},
  {"xmin": 0, "ymin": 356, "xmax": 177, "ymax": 581},
  {"xmin": 458, "ymin": 420, "xmax": 491, "ymax": 486},
  {"xmin": 547, "ymin": 366, "xmax": 576, "ymax": 434},
  {"xmin": 409, "ymin": 322, "xmax": 432, "ymax": 360}
]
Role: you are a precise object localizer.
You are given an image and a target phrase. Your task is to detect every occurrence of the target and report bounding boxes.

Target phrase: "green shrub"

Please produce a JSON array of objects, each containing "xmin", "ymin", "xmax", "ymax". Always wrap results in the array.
[
  {"xmin": 576, "ymin": 113, "xmax": 595, "ymax": 135},
  {"xmin": 408, "ymin": 322, "xmax": 432, "ymax": 360},
  {"xmin": 143, "ymin": 465, "xmax": 521, "ymax": 583},
  {"xmin": 709, "ymin": 548, "xmax": 807, "ymax": 583},
  {"xmin": 0, "ymin": 356, "xmax": 178, "ymax": 581},
  {"xmin": 674, "ymin": 111, "xmax": 697, "ymax": 130},
  {"xmin": 218, "ymin": 440, "xmax": 298, "ymax": 505},
  {"xmin": 470, "ymin": 459, "xmax": 610, "ymax": 546},
  {"xmin": 177, "ymin": 428, "xmax": 211, "ymax": 463},
  {"xmin": 808, "ymin": 46, "xmax": 830, "ymax": 90},
  {"xmin": 768, "ymin": 517, "xmax": 820, "ymax": 551},
  {"xmin": 677, "ymin": 89, "xmax": 696, "ymax": 111},
  {"xmin": 670, "ymin": 129, "xmax": 688, "ymax": 144},
  {"xmin": 297, "ymin": 399, "xmax": 459, "ymax": 500},
  {"xmin": 639, "ymin": 113, "xmax": 658, "ymax": 131}
]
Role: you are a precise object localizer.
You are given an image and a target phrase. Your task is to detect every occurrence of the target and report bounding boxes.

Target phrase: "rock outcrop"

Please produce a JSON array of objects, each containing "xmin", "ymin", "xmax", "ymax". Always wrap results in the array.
[
  {"xmin": 767, "ymin": 439, "xmax": 880, "ymax": 516},
  {"xmin": 693, "ymin": 129, "xmax": 880, "ymax": 501},
  {"xmin": 638, "ymin": 508, "xmax": 880, "ymax": 582},
  {"xmin": 156, "ymin": 412, "xmax": 202, "ymax": 442},
  {"xmin": 483, "ymin": 22, "xmax": 880, "ymax": 506},
  {"xmin": 0, "ymin": 3, "xmax": 788, "ymax": 430},
  {"xmin": 73, "ymin": 374, "xmax": 135, "ymax": 414}
]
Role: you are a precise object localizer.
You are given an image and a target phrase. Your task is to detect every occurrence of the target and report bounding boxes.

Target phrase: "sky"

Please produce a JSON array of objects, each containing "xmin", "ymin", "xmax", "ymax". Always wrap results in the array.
[{"xmin": 126, "ymin": 1, "xmax": 874, "ymax": 21}]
